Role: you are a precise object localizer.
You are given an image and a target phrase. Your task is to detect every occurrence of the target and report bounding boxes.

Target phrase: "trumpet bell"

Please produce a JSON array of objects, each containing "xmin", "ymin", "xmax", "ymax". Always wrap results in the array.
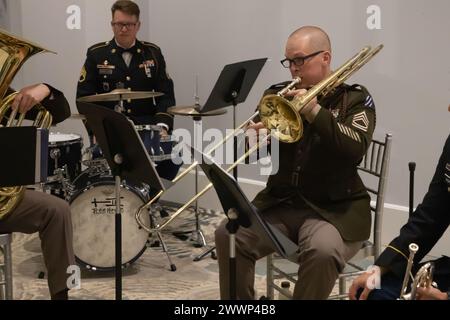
[{"xmin": 259, "ymin": 94, "xmax": 303, "ymax": 143}]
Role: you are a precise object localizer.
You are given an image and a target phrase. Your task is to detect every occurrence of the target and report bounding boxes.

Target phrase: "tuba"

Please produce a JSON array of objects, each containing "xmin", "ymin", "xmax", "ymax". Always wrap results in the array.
[
  {"xmin": 399, "ymin": 243, "xmax": 436, "ymax": 300},
  {"xmin": 0, "ymin": 29, "xmax": 55, "ymax": 219}
]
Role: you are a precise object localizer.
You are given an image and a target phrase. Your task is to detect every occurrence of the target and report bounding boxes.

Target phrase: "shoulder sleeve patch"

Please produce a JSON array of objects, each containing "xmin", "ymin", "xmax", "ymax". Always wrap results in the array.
[
  {"xmin": 364, "ymin": 94, "xmax": 375, "ymax": 109},
  {"xmin": 79, "ymin": 65, "xmax": 87, "ymax": 83}
]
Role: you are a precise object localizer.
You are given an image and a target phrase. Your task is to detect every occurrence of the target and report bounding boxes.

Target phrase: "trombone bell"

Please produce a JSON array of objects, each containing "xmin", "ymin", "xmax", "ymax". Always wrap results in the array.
[{"xmin": 259, "ymin": 94, "xmax": 302, "ymax": 143}]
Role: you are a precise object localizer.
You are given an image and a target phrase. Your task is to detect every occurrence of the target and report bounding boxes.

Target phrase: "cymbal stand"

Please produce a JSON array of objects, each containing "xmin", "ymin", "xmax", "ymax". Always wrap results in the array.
[{"xmin": 189, "ymin": 78, "xmax": 207, "ymax": 248}]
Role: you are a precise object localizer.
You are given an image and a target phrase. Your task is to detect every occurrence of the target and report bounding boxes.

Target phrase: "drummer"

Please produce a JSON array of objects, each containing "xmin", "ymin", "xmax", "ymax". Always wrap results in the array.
[{"xmin": 76, "ymin": 0, "xmax": 180, "ymax": 181}]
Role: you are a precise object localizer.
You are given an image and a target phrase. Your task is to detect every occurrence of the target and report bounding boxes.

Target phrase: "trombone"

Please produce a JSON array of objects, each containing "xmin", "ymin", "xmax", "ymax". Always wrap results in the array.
[
  {"xmin": 135, "ymin": 44, "xmax": 384, "ymax": 232},
  {"xmin": 259, "ymin": 45, "xmax": 383, "ymax": 143},
  {"xmin": 135, "ymin": 110, "xmax": 272, "ymax": 233}
]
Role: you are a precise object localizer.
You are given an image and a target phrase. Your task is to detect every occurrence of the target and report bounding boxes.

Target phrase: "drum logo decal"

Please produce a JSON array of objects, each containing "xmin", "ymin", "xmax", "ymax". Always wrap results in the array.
[{"xmin": 91, "ymin": 197, "xmax": 124, "ymax": 214}]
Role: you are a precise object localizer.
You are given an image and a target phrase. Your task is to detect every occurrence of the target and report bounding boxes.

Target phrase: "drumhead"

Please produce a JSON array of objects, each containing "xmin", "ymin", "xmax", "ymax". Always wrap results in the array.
[
  {"xmin": 49, "ymin": 132, "xmax": 82, "ymax": 145},
  {"xmin": 69, "ymin": 177, "xmax": 150, "ymax": 270}
]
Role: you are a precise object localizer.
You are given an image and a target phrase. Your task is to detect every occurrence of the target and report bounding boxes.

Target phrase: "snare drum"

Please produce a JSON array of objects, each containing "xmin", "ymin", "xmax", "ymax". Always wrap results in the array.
[
  {"xmin": 135, "ymin": 125, "xmax": 179, "ymax": 162},
  {"xmin": 48, "ymin": 133, "xmax": 82, "ymax": 181},
  {"xmin": 69, "ymin": 171, "xmax": 150, "ymax": 270}
]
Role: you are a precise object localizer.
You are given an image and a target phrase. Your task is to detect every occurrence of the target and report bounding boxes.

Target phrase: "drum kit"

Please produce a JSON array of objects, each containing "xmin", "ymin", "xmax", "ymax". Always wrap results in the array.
[{"xmin": 41, "ymin": 90, "xmax": 224, "ymax": 271}]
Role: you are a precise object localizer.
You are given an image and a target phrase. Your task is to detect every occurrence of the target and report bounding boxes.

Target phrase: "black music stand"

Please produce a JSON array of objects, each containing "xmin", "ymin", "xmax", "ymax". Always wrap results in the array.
[
  {"xmin": 196, "ymin": 149, "xmax": 298, "ymax": 299},
  {"xmin": 408, "ymin": 162, "xmax": 416, "ymax": 216},
  {"xmin": 0, "ymin": 127, "xmax": 48, "ymax": 187},
  {"xmin": 192, "ymin": 58, "xmax": 267, "ymax": 261},
  {"xmin": 77, "ymin": 101, "xmax": 168, "ymax": 300},
  {"xmin": 202, "ymin": 58, "xmax": 267, "ymax": 178}
]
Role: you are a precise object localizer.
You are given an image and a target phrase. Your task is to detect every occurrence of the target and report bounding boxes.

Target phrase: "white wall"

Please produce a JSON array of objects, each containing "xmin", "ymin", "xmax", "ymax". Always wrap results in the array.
[{"xmin": 3, "ymin": 0, "xmax": 450, "ymax": 254}]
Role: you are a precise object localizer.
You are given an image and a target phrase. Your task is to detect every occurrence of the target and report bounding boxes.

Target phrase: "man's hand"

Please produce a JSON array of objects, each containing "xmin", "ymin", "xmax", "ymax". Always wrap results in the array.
[
  {"xmin": 284, "ymin": 88, "xmax": 320, "ymax": 122},
  {"xmin": 246, "ymin": 120, "xmax": 265, "ymax": 134},
  {"xmin": 160, "ymin": 127, "xmax": 168, "ymax": 138},
  {"xmin": 416, "ymin": 286, "xmax": 448, "ymax": 300},
  {"xmin": 11, "ymin": 84, "xmax": 51, "ymax": 113},
  {"xmin": 349, "ymin": 272, "xmax": 375, "ymax": 300},
  {"xmin": 245, "ymin": 120, "xmax": 270, "ymax": 146}
]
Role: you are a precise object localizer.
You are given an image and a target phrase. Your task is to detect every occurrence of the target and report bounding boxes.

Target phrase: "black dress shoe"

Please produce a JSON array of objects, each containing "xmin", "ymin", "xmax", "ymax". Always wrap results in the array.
[{"xmin": 159, "ymin": 208, "xmax": 169, "ymax": 218}]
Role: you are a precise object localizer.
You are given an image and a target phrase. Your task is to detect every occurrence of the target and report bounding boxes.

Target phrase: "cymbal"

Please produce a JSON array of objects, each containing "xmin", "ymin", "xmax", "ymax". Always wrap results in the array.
[
  {"xmin": 168, "ymin": 105, "xmax": 227, "ymax": 117},
  {"xmin": 77, "ymin": 89, "xmax": 164, "ymax": 102},
  {"xmin": 69, "ymin": 114, "xmax": 86, "ymax": 120}
]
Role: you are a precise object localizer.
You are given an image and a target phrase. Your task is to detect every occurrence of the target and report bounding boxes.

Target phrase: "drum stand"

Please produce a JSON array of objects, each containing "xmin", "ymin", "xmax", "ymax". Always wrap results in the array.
[
  {"xmin": 194, "ymin": 94, "xmax": 240, "ymax": 262},
  {"xmin": 148, "ymin": 203, "xmax": 177, "ymax": 271},
  {"xmin": 171, "ymin": 116, "xmax": 208, "ymax": 248},
  {"xmin": 190, "ymin": 116, "xmax": 207, "ymax": 247}
]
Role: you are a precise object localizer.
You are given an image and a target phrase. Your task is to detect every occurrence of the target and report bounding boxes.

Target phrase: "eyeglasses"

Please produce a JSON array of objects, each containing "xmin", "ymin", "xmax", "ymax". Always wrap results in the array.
[
  {"xmin": 280, "ymin": 51, "xmax": 324, "ymax": 68},
  {"xmin": 111, "ymin": 22, "xmax": 138, "ymax": 30}
]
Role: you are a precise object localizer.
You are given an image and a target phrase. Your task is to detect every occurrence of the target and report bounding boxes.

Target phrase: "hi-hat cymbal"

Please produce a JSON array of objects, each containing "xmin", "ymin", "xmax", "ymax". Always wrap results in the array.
[
  {"xmin": 77, "ymin": 89, "xmax": 164, "ymax": 102},
  {"xmin": 168, "ymin": 105, "xmax": 227, "ymax": 117}
]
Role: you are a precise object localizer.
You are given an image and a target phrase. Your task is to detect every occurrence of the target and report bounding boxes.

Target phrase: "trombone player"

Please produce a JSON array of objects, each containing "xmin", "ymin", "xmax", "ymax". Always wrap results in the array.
[
  {"xmin": 350, "ymin": 132, "xmax": 450, "ymax": 300},
  {"xmin": 215, "ymin": 26, "xmax": 377, "ymax": 299}
]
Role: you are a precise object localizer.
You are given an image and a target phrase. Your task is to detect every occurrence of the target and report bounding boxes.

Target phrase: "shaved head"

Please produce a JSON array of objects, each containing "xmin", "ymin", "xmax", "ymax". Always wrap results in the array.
[
  {"xmin": 289, "ymin": 26, "xmax": 331, "ymax": 53},
  {"xmin": 284, "ymin": 26, "xmax": 332, "ymax": 88}
]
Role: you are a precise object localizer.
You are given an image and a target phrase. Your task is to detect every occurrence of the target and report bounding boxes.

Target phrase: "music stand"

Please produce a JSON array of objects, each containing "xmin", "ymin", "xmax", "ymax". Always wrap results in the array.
[
  {"xmin": 0, "ymin": 127, "xmax": 48, "ymax": 187},
  {"xmin": 171, "ymin": 58, "xmax": 267, "ymax": 260},
  {"xmin": 77, "ymin": 101, "xmax": 167, "ymax": 300},
  {"xmin": 202, "ymin": 57, "xmax": 267, "ymax": 178},
  {"xmin": 408, "ymin": 162, "xmax": 416, "ymax": 216},
  {"xmin": 196, "ymin": 149, "xmax": 298, "ymax": 299}
]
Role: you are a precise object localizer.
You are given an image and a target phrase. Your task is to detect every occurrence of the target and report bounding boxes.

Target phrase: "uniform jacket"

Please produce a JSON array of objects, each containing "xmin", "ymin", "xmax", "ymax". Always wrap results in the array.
[
  {"xmin": 252, "ymin": 81, "xmax": 376, "ymax": 241},
  {"xmin": 76, "ymin": 39, "xmax": 175, "ymax": 129},
  {"xmin": 376, "ymin": 134, "xmax": 450, "ymax": 276}
]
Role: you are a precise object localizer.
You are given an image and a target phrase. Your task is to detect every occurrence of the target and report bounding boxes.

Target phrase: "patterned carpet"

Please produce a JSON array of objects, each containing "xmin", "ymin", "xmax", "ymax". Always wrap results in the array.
[{"xmin": 6, "ymin": 204, "xmax": 268, "ymax": 300}]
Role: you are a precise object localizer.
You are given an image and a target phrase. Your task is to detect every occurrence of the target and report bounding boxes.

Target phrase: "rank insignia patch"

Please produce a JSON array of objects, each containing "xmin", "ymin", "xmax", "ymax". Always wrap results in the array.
[{"xmin": 352, "ymin": 111, "xmax": 369, "ymax": 132}]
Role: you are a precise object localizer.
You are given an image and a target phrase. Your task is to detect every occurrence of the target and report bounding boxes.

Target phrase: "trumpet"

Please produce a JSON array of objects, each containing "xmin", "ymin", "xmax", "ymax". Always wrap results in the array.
[{"xmin": 399, "ymin": 243, "xmax": 436, "ymax": 300}]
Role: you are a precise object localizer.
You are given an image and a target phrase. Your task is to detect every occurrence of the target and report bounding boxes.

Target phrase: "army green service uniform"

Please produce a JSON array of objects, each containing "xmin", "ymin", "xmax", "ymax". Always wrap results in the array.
[{"xmin": 215, "ymin": 81, "xmax": 376, "ymax": 299}]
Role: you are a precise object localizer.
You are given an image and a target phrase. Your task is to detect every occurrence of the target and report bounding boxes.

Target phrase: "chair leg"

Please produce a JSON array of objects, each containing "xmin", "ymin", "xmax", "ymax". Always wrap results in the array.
[
  {"xmin": 0, "ymin": 259, "xmax": 4, "ymax": 300},
  {"xmin": 5, "ymin": 235, "xmax": 13, "ymax": 300},
  {"xmin": 338, "ymin": 276, "xmax": 346, "ymax": 300},
  {"xmin": 266, "ymin": 254, "xmax": 275, "ymax": 299},
  {"xmin": 0, "ymin": 234, "xmax": 13, "ymax": 300}
]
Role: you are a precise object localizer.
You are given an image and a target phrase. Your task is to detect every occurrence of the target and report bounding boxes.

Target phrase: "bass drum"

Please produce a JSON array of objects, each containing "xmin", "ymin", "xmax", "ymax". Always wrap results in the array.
[{"xmin": 69, "ymin": 172, "xmax": 150, "ymax": 270}]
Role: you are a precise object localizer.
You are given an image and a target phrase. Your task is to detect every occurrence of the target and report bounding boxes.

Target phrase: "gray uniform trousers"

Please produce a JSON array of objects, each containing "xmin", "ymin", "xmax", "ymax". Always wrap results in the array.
[
  {"xmin": 0, "ymin": 190, "xmax": 75, "ymax": 297},
  {"xmin": 214, "ymin": 203, "xmax": 362, "ymax": 300}
]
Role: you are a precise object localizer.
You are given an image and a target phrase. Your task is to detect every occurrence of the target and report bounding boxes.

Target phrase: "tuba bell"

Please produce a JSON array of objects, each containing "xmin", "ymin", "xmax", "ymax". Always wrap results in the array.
[{"xmin": 0, "ymin": 28, "xmax": 55, "ymax": 219}]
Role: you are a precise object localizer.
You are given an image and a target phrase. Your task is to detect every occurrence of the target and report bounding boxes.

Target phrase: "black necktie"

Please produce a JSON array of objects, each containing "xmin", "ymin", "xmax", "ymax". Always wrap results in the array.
[{"xmin": 117, "ymin": 45, "xmax": 136, "ymax": 54}]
